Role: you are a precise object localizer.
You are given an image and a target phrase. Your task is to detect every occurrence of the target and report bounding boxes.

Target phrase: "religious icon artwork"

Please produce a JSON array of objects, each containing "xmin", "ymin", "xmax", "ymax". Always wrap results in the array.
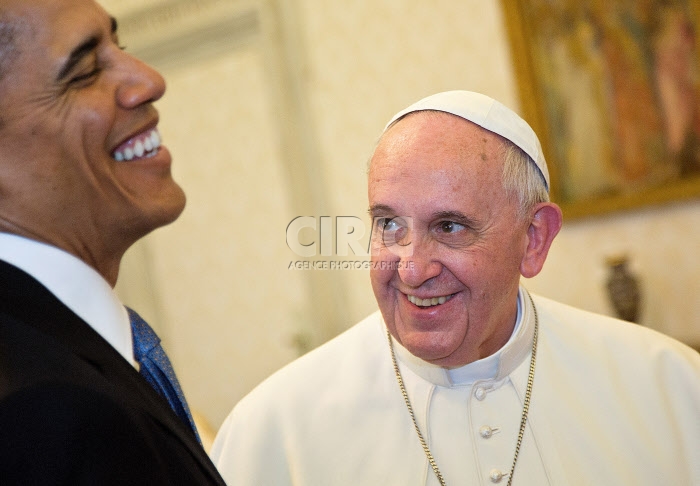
[{"xmin": 503, "ymin": 0, "xmax": 700, "ymax": 218}]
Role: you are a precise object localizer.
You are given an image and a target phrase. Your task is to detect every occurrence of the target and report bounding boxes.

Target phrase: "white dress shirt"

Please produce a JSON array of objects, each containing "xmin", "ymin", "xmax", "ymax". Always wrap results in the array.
[{"xmin": 0, "ymin": 232, "xmax": 136, "ymax": 367}]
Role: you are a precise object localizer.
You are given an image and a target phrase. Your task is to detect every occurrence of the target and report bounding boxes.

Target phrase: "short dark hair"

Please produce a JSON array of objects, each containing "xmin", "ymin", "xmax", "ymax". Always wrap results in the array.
[
  {"xmin": 0, "ymin": 13, "xmax": 24, "ymax": 127},
  {"xmin": 0, "ymin": 16, "xmax": 21, "ymax": 84}
]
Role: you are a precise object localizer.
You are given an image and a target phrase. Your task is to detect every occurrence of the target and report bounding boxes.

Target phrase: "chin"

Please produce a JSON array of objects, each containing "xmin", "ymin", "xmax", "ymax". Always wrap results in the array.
[
  {"xmin": 387, "ymin": 317, "xmax": 456, "ymax": 360},
  {"xmin": 132, "ymin": 187, "xmax": 186, "ymax": 236},
  {"xmin": 153, "ymin": 195, "xmax": 186, "ymax": 228},
  {"xmin": 161, "ymin": 188, "xmax": 187, "ymax": 223},
  {"xmin": 402, "ymin": 334, "xmax": 456, "ymax": 362}
]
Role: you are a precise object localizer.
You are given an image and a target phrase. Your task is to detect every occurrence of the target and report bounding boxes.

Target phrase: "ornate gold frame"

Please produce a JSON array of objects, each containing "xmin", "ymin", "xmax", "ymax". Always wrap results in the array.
[{"xmin": 502, "ymin": 0, "xmax": 700, "ymax": 219}]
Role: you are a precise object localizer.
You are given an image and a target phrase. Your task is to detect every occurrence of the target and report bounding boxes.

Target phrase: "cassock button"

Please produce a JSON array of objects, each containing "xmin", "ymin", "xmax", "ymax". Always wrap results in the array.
[
  {"xmin": 474, "ymin": 387, "xmax": 486, "ymax": 400},
  {"xmin": 489, "ymin": 469, "xmax": 506, "ymax": 483},
  {"xmin": 479, "ymin": 425, "xmax": 499, "ymax": 439}
]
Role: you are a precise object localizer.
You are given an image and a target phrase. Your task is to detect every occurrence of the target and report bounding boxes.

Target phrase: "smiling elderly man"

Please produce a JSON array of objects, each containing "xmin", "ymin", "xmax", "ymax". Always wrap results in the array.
[
  {"xmin": 0, "ymin": 0, "xmax": 225, "ymax": 484},
  {"xmin": 212, "ymin": 91, "xmax": 700, "ymax": 486}
]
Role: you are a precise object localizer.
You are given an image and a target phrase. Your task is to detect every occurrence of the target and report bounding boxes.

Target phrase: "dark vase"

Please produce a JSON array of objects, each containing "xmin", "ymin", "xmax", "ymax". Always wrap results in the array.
[{"xmin": 605, "ymin": 256, "xmax": 642, "ymax": 323}]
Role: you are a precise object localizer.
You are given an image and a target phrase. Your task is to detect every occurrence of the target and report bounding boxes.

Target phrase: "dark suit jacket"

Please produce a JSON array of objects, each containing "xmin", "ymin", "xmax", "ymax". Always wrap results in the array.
[{"xmin": 0, "ymin": 260, "xmax": 227, "ymax": 485}]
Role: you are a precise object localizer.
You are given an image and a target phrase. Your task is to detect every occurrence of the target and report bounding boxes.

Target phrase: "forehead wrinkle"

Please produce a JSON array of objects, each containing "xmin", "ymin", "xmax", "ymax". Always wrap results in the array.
[
  {"xmin": 369, "ymin": 110, "xmax": 506, "ymax": 207},
  {"xmin": 432, "ymin": 209, "xmax": 472, "ymax": 222}
]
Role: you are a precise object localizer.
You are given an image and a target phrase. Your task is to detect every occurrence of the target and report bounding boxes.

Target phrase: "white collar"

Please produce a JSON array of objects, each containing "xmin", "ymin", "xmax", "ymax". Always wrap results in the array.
[
  {"xmin": 0, "ymin": 233, "xmax": 136, "ymax": 367},
  {"xmin": 391, "ymin": 286, "xmax": 535, "ymax": 387}
]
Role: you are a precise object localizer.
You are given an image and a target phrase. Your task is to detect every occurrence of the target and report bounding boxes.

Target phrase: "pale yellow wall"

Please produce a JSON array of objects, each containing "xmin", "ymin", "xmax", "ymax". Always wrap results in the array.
[
  {"xmin": 289, "ymin": 0, "xmax": 700, "ymax": 343},
  {"xmin": 105, "ymin": 0, "xmax": 700, "ymax": 430},
  {"xmin": 292, "ymin": 0, "xmax": 520, "ymax": 328},
  {"xmin": 529, "ymin": 202, "xmax": 700, "ymax": 344},
  {"xmin": 112, "ymin": 0, "xmax": 318, "ymax": 430}
]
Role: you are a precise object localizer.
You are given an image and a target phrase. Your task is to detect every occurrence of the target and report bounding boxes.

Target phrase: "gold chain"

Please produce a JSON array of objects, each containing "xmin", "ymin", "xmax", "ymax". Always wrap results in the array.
[{"xmin": 386, "ymin": 292, "xmax": 539, "ymax": 486}]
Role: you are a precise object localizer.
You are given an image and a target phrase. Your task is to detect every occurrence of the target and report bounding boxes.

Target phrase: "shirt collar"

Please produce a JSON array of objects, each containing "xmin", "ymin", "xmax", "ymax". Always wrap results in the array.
[
  {"xmin": 0, "ymin": 233, "xmax": 136, "ymax": 367},
  {"xmin": 390, "ymin": 286, "xmax": 535, "ymax": 387}
]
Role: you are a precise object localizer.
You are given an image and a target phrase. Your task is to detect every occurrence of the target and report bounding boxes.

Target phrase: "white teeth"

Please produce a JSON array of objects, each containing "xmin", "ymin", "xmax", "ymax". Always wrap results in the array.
[
  {"xmin": 112, "ymin": 128, "xmax": 162, "ymax": 161},
  {"xmin": 407, "ymin": 294, "xmax": 453, "ymax": 307},
  {"xmin": 134, "ymin": 141, "xmax": 145, "ymax": 157}
]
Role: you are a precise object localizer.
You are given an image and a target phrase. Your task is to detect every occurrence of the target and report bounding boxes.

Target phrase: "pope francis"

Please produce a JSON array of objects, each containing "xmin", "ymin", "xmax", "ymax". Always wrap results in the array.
[{"xmin": 212, "ymin": 91, "xmax": 700, "ymax": 486}]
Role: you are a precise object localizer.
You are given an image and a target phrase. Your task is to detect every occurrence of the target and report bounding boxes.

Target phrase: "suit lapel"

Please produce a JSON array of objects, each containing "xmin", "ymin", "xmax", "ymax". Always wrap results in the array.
[{"xmin": 0, "ymin": 260, "xmax": 223, "ymax": 484}]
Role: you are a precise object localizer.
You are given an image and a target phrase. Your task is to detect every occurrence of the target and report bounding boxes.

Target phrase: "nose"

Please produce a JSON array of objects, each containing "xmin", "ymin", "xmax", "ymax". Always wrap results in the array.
[
  {"xmin": 397, "ymin": 235, "xmax": 442, "ymax": 288},
  {"xmin": 115, "ymin": 51, "xmax": 166, "ymax": 108}
]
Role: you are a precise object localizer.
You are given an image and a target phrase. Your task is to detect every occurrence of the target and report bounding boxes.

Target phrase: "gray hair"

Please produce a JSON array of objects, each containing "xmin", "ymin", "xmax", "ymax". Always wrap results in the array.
[
  {"xmin": 0, "ymin": 13, "xmax": 24, "ymax": 128},
  {"xmin": 501, "ymin": 138, "xmax": 550, "ymax": 220}
]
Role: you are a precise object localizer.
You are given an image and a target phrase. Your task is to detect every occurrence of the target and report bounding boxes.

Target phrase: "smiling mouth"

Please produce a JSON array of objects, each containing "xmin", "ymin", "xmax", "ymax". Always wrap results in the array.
[
  {"xmin": 112, "ymin": 128, "xmax": 162, "ymax": 161},
  {"xmin": 406, "ymin": 293, "xmax": 455, "ymax": 307}
]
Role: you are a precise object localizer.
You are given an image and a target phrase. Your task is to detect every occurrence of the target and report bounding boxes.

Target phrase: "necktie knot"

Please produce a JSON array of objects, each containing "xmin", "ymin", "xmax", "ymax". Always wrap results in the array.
[
  {"xmin": 127, "ymin": 307, "xmax": 201, "ymax": 444},
  {"xmin": 128, "ymin": 307, "xmax": 161, "ymax": 358}
]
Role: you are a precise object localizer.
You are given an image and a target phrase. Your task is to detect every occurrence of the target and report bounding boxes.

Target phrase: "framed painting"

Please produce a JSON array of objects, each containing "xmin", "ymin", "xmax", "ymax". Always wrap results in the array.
[{"xmin": 502, "ymin": 0, "xmax": 700, "ymax": 218}]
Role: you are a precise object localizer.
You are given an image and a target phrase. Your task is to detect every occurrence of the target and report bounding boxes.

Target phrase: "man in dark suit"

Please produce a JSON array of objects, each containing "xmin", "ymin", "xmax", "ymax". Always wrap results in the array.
[{"xmin": 0, "ymin": 0, "xmax": 226, "ymax": 484}]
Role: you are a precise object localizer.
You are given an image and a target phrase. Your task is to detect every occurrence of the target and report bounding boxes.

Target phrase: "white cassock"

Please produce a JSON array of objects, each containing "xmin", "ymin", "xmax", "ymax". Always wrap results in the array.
[{"xmin": 212, "ymin": 287, "xmax": 700, "ymax": 485}]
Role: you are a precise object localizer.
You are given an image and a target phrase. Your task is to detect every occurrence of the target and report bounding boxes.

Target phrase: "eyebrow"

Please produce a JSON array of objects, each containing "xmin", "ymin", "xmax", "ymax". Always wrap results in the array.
[
  {"xmin": 432, "ymin": 210, "xmax": 480, "ymax": 228},
  {"xmin": 368, "ymin": 204, "xmax": 395, "ymax": 216},
  {"xmin": 432, "ymin": 210, "xmax": 469, "ymax": 220},
  {"xmin": 55, "ymin": 17, "xmax": 118, "ymax": 82}
]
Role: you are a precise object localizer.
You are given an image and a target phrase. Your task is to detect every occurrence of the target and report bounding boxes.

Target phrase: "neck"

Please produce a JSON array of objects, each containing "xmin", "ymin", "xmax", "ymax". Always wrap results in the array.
[{"xmin": 0, "ymin": 221, "xmax": 126, "ymax": 286}]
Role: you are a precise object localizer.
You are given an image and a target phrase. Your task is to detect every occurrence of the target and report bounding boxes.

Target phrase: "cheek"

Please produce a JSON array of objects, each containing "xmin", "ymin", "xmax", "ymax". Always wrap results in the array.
[
  {"xmin": 445, "ymin": 250, "xmax": 508, "ymax": 292},
  {"xmin": 370, "ymin": 266, "xmax": 389, "ymax": 289},
  {"xmin": 370, "ymin": 266, "xmax": 397, "ymax": 304},
  {"xmin": 56, "ymin": 90, "xmax": 115, "ymax": 152},
  {"xmin": 370, "ymin": 244, "xmax": 402, "ymax": 284},
  {"xmin": 83, "ymin": 106, "xmax": 113, "ymax": 150},
  {"xmin": 470, "ymin": 252, "xmax": 523, "ymax": 300}
]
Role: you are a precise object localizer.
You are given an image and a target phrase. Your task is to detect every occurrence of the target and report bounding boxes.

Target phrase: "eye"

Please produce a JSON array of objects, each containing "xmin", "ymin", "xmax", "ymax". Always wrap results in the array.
[
  {"xmin": 372, "ymin": 217, "xmax": 393, "ymax": 231},
  {"xmin": 69, "ymin": 67, "xmax": 102, "ymax": 86},
  {"xmin": 374, "ymin": 217, "xmax": 405, "ymax": 233},
  {"xmin": 374, "ymin": 217, "xmax": 410, "ymax": 247},
  {"xmin": 380, "ymin": 218, "xmax": 399, "ymax": 231},
  {"xmin": 437, "ymin": 221, "xmax": 465, "ymax": 234}
]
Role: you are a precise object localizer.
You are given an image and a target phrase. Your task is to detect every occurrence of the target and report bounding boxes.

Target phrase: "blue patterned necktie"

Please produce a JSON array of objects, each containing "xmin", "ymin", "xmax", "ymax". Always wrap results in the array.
[{"xmin": 127, "ymin": 307, "xmax": 201, "ymax": 444}]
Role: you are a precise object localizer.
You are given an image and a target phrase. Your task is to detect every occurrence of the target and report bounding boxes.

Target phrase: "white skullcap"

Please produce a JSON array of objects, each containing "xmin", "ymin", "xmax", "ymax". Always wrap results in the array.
[{"xmin": 384, "ymin": 90, "xmax": 550, "ymax": 191}]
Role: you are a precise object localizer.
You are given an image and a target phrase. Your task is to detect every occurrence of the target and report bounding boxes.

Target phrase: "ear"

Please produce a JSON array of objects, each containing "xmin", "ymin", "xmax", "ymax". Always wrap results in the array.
[{"xmin": 520, "ymin": 202, "xmax": 562, "ymax": 278}]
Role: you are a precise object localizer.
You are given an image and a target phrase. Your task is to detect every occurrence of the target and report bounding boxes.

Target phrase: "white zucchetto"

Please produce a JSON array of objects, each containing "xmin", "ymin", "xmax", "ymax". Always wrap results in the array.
[{"xmin": 385, "ymin": 90, "xmax": 550, "ymax": 191}]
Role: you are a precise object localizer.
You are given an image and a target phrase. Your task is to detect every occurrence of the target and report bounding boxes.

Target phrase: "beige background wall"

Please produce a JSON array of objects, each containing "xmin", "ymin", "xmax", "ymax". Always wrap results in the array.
[{"xmin": 103, "ymin": 0, "xmax": 700, "ymax": 431}]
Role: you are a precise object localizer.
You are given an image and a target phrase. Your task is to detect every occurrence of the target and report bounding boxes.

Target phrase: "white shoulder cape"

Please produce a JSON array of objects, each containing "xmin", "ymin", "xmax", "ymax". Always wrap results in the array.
[{"xmin": 212, "ymin": 290, "xmax": 700, "ymax": 485}]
